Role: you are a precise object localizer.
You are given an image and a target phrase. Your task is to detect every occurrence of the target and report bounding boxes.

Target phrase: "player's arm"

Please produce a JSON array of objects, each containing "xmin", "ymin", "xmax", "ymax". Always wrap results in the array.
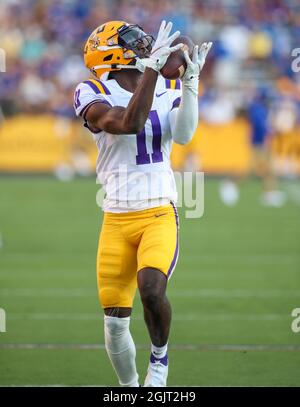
[
  {"xmin": 170, "ymin": 42, "xmax": 212, "ymax": 145},
  {"xmin": 86, "ymin": 21, "xmax": 183, "ymax": 135},
  {"xmin": 86, "ymin": 68, "xmax": 158, "ymax": 134}
]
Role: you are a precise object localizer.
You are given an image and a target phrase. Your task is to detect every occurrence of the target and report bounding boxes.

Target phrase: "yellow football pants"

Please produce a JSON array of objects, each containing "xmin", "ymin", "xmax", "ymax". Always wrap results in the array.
[{"xmin": 96, "ymin": 203, "xmax": 179, "ymax": 309}]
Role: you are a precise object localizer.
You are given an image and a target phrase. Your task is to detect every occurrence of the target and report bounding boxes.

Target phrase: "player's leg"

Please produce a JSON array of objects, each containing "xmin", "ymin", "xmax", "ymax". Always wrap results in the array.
[
  {"xmin": 137, "ymin": 204, "xmax": 179, "ymax": 386},
  {"xmin": 97, "ymin": 213, "xmax": 139, "ymax": 387},
  {"xmin": 138, "ymin": 268, "xmax": 171, "ymax": 347},
  {"xmin": 138, "ymin": 267, "xmax": 171, "ymax": 387},
  {"xmin": 103, "ymin": 308, "xmax": 138, "ymax": 387}
]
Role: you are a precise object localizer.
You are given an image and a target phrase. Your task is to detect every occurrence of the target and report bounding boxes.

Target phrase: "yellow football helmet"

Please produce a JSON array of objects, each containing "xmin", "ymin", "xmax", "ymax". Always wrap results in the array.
[{"xmin": 84, "ymin": 21, "xmax": 154, "ymax": 79}]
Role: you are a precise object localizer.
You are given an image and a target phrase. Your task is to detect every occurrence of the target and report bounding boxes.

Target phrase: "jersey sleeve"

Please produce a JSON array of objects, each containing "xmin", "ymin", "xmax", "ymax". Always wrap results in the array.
[
  {"xmin": 164, "ymin": 79, "xmax": 183, "ymax": 135},
  {"xmin": 73, "ymin": 79, "xmax": 113, "ymax": 119}
]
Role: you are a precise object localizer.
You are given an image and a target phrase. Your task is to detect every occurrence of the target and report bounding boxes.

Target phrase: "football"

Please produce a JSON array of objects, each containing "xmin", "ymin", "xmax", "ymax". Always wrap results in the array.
[{"xmin": 160, "ymin": 35, "xmax": 195, "ymax": 80}]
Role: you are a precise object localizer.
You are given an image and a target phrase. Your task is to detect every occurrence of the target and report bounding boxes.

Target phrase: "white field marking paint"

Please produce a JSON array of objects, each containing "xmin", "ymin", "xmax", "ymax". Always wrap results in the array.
[
  {"xmin": 180, "ymin": 253, "xmax": 300, "ymax": 263},
  {"xmin": 0, "ymin": 274, "xmax": 296, "ymax": 286},
  {"xmin": 0, "ymin": 288, "xmax": 299, "ymax": 299},
  {"xmin": 0, "ymin": 269, "xmax": 89, "ymax": 275},
  {"xmin": 1, "ymin": 343, "xmax": 300, "ymax": 352},
  {"xmin": 0, "ymin": 288, "xmax": 95, "ymax": 297},
  {"xmin": 1, "ymin": 265, "xmax": 298, "ymax": 280},
  {"xmin": 0, "ymin": 308, "xmax": 6, "ymax": 332},
  {"xmin": 291, "ymin": 308, "xmax": 300, "ymax": 333},
  {"xmin": 0, "ymin": 385, "xmax": 196, "ymax": 388},
  {"xmin": 1, "ymin": 252, "xmax": 92, "ymax": 260},
  {"xmin": 0, "ymin": 385, "xmax": 110, "ymax": 388},
  {"xmin": 7, "ymin": 312, "xmax": 289, "ymax": 321},
  {"xmin": 3, "ymin": 385, "xmax": 276, "ymax": 388},
  {"xmin": 5, "ymin": 262, "xmax": 297, "ymax": 277},
  {"xmin": 4, "ymin": 252, "xmax": 299, "ymax": 260},
  {"xmin": 168, "ymin": 289, "xmax": 300, "ymax": 298}
]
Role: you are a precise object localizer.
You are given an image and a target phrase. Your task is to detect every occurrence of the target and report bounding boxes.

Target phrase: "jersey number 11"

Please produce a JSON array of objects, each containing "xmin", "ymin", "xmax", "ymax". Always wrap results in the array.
[{"xmin": 136, "ymin": 110, "xmax": 163, "ymax": 165}]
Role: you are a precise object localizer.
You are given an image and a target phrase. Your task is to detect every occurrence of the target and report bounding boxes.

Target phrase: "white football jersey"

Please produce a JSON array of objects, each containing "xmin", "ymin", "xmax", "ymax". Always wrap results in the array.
[{"xmin": 74, "ymin": 75, "xmax": 182, "ymax": 212}]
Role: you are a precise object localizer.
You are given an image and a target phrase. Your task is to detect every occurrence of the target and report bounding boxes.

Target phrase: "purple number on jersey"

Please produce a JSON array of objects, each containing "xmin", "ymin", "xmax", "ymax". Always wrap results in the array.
[
  {"xmin": 136, "ymin": 127, "xmax": 150, "ymax": 165},
  {"xmin": 136, "ymin": 110, "xmax": 163, "ymax": 165},
  {"xmin": 74, "ymin": 89, "xmax": 81, "ymax": 109}
]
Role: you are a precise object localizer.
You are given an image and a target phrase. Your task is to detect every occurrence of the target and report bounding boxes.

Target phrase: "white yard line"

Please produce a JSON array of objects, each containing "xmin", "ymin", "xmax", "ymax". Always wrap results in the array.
[
  {"xmin": 0, "ymin": 343, "xmax": 300, "ymax": 352},
  {"xmin": 0, "ymin": 384, "xmax": 202, "ymax": 387},
  {"xmin": 0, "ymin": 384, "xmax": 110, "ymax": 387},
  {"xmin": 0, "ymin": 287, "xmax": 299, "ymax": 298},
  {"xmin": 1, "ymin": 252, "xmax": 299, "ymax": 261},
  {"xmin": 6, "ymin": 312, "xmax": 291, "ymax": 321}
]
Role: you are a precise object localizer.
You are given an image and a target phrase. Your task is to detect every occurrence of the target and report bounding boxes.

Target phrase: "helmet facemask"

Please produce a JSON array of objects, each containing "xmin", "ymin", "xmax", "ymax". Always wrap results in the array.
[{"xmin": 116, "ymin": 25, "xmax": 154, "ymax": 59}]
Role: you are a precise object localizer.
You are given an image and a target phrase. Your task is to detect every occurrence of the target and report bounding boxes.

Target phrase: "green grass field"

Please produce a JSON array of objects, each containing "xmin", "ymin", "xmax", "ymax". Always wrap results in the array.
[{"xmin": 0, "ymin": 177, "xmax": 300, "ymax": 386}]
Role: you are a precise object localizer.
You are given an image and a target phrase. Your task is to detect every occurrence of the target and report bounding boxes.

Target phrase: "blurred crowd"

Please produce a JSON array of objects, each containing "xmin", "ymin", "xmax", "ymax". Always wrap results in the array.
[{"xmin": 0, "ymin": 0, "xmax": 299, "ymax": 133}]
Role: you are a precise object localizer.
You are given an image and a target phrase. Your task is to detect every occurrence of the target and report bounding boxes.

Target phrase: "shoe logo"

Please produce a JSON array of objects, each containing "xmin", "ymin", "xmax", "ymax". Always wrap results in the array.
[
  {"xmin": 150, "ymin": 352, "xmax": 168, "ymax": 366},
  {"xmin": 156, "ymin": 91, "xmax": 167, "ymax": 98},
  {"xmin": 155, "ymin": 213, "xmax": 167, "ymax": 218}
]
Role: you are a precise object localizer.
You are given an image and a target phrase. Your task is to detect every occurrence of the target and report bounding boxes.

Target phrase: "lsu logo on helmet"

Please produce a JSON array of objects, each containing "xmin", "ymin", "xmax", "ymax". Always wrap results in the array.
[{"xmin": 84, "ymin": 21, "xmax": 154, "ymax": 79}]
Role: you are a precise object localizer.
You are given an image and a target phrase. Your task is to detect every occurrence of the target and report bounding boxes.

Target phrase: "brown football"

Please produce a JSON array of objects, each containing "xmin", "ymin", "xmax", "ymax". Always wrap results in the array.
[{"xmin": 160, "ymin": 35, "xmax": 194, "ymax": 80}]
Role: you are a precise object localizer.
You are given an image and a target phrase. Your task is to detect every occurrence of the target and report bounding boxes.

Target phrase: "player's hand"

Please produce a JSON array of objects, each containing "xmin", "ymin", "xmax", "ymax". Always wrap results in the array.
[
  {"xmin": 182, "ymin": 42, "xmax": 213, "ymax": 84},
  {"xmin": 138, "ymin": 21, "xmax": 183, "ymax": 72}
]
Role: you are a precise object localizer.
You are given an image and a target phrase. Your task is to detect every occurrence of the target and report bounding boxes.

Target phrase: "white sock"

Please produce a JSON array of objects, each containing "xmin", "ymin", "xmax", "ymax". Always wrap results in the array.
[
  {"xmin": 104, "ymin": 316, "xmax": 139, "ymax": 387},
  {"xmin": 151, "ymin": 343, "xmax": 168, "ymax": 360}
]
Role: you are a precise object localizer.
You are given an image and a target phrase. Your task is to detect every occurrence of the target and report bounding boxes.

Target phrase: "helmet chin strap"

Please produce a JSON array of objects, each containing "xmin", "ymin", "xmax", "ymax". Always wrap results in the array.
[{"xmin": 93, "ymin": 59, "xmax": 146, "ymax": 75}]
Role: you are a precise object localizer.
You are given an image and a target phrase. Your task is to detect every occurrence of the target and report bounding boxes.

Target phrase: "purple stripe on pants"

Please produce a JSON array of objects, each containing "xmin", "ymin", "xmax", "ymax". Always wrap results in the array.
[{"xmin": 167, "ymin": 202, "xmax": 179, "ymax": 278}]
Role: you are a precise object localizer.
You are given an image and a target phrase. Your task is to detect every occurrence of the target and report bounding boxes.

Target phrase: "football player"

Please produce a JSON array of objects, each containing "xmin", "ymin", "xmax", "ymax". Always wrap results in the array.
[{"xmin": 74, "ymin": 20, "xmax": 212, "ymax": 387}]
